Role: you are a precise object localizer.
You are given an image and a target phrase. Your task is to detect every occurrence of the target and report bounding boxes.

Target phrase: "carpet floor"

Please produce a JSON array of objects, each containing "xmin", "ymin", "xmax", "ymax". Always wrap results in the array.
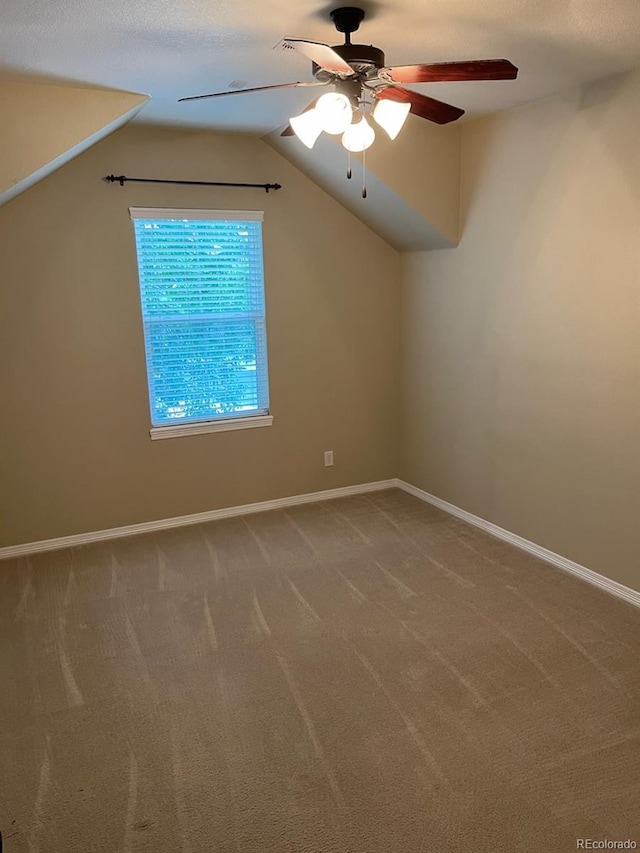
[{"xmin": 1, "ymin": 488, "xmax": 639, "ymax": 852}]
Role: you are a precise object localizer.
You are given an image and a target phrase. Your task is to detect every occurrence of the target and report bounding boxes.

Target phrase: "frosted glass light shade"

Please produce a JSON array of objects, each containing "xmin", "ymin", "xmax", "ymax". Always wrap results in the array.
[
  {"xmin": 341, "ymin": 115, "xmax": 375, "ymax": 152},
  {"xmin": 290, "ymin": 109, "xmax": 323, "ymax": 149},
  {"xmin": 315, "ymin": 92, "xmax": 353, "ymax": 134},
  {"xmin": 373, "ymin": 99, "xmax": 411, "ymax": 140}
]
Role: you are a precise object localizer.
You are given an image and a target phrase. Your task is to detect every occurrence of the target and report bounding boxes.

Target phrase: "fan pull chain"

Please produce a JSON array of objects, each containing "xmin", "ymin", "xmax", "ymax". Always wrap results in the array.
[
  {"xmin": 347, "ymin": 150, "xmax": 352, "ymax": 180},
  {"xmin": 362, "ymin": 147, "xmax": 367, "ymax": 199}
]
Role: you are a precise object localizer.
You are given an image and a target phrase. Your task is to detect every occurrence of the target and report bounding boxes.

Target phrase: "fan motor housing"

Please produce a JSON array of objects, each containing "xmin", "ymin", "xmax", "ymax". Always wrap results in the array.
[{"xmin": 312, "ymin": 43, "xmax": 385, "ymax": 81}]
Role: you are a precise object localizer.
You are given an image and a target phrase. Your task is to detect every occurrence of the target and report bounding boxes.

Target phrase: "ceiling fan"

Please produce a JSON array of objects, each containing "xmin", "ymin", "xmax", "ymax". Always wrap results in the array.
[{"xmin": 179, "ymin": 6, "xmax": 518, "ymax": 193}]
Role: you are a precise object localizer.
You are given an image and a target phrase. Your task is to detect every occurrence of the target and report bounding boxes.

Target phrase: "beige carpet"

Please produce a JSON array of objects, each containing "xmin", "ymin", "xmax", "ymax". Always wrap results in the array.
[{"xmin": 1, "ymin": 489, "xmax": 639, "ymax": 852}]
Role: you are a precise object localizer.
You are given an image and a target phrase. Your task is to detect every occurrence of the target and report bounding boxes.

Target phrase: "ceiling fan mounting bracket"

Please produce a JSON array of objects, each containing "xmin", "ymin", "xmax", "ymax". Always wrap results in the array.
[
  {"xmin": 330, "ymin": 7, "xmax": 366, "ymax": 39},
  {"xmin": 309, "ymin": 6, "xmax": 382, "ymax": 80}
]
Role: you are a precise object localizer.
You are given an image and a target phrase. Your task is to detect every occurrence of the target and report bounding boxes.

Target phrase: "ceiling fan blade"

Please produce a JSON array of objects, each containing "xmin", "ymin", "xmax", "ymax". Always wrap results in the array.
[
  {"xmin": 376, "ymin": 86, "xmax": 465, "ymax": 124},
  {"xmin": 179, "ymin": 81, "xmax": 324, "ymax": 103},
  {"xmin": 281, "ymin": 97, "xmax": 320, "ymax": 136},
  {"xmin": 383, "ymin": 59, "xmax": 518, "ymax": 84},
  {"xmin": 278, "ymin": 38, "xmax": 354, "ymax": 75}
]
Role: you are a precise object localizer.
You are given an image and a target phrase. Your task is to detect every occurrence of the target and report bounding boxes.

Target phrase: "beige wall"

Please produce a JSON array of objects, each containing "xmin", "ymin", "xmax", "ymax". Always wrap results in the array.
[
  {"xmin": 2, "ymin": 72, "xmax": 638, "ymax": 593},
  {"xmin": 367, "ymin": 116, "xmax": 461, "ymax": 246},
  {"xmin": 401, "ymin": 70, "xmax": 640, "ymax": 589},
  {"xmin": 0, "ymin": 124, "xmax": 401, "ymax": 547}
]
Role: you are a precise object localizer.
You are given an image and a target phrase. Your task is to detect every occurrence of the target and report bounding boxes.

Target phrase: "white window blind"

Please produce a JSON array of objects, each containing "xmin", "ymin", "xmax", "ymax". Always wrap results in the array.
[{"xmin": 130, "ymin": 208, "xmax": 270, "ymax": 429}]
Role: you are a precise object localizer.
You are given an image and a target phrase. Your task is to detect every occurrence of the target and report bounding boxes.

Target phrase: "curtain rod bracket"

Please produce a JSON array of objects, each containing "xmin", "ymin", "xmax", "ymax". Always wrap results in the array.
[{"xmin": 104, "ymin": 175, "xmax": 281, "ymax": 193}]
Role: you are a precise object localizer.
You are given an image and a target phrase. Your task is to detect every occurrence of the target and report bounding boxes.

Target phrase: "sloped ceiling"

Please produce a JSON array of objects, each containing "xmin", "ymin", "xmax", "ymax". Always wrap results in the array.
[
  {"xmin": 265, "ymin": 115, "xmax": 461, "ymax": 251},
  {"xmin": 2, "ymin": 1, "xmax": 639, "ymax": 240},
  {"xmin": 0, "ymin": 82, "xmax": 148, "ymax": 206}
]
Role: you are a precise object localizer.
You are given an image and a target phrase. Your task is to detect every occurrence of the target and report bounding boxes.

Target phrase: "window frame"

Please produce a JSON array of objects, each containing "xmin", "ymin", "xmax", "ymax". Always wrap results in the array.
[{"xmin": 130, "ymin": 207, "xmax": 273, "ymax": 440}]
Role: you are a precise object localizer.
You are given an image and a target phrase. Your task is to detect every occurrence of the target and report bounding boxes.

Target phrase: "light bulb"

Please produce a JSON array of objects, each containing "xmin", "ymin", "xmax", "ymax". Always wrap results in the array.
[
  {"xmin": 341, "ymin": 115, "xmax": 376, "ymax": 152},
  {"xmin": 373, "ymin": 98, "xmax": 411, "ymax": 140},
  {"xmin": 289, "ymin": 108, "xmax": 323, "ymax": 149},
  {"xmin": 314, "ymin": 92, "xmax": 353, "ymax": 135}
]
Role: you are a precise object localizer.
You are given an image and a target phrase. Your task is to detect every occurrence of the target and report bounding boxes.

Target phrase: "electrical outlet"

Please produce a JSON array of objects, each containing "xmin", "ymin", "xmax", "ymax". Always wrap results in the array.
[{"xmin": 324, "ymin": 450, "xmax": 334, "ymax": 467}]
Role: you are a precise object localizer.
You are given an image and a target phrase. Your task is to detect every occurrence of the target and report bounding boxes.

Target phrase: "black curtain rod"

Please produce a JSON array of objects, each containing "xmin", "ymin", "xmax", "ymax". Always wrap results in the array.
[{"xmin": 104, "ymin": 174, "xmax": 282, "ymax": 193}]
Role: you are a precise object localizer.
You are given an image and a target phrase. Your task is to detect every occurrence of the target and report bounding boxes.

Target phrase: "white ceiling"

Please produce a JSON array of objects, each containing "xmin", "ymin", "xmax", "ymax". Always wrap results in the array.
[{"xmin": 2, "ymin": 0, "xmax": 640, "ymax": 133}]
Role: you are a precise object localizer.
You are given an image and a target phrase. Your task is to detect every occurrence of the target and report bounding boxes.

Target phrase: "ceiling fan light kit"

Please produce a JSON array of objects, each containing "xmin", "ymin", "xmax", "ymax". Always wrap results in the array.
[
  {"xmin": 342, "ymin": 114, "xmax": 375, "ymax": 153},
  {"xmin": 289, "ymin": 109, "xmax": 323, "ymax": 149},
  {"xmin": 314, "ymin": 92, "xmax": 353, "ymax": 134},
  {"xmin": 179, "ymin": 5, "xmax": 518, "ymax": 196},
  {"xmin": 372, "ymin": 99, "xmax": 411, "ymax": 140}
]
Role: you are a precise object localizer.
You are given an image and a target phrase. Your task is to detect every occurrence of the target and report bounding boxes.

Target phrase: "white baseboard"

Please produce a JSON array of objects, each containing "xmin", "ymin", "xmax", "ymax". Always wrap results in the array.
[
  {"xmin": 0, "ymin": 479, "xmax": 397, "ymax": 560},
  {"xmin": 3, "ymin": 477, "xmax": 638, "ymax": 612},
  {"xmin": 396, "ymin": 479, "xmax": 640, "ymax": 610}
]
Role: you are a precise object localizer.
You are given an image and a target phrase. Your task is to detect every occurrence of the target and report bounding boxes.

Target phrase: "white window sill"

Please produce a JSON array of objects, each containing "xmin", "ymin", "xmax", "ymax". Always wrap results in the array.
[{"xmin": 150, "ymin": 414, "xmax": 273, "ymax": 441}]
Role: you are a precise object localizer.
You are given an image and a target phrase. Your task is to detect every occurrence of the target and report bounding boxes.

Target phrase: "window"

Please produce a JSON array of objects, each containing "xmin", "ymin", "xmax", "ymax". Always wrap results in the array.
[{"xmin": 130, "ymin": 208, "xmax": 271, "ymax": 439}]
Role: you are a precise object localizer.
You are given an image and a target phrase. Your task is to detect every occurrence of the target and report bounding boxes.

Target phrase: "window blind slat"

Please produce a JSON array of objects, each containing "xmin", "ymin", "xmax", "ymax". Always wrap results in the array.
[
  {"xmin": 130, "ymin": 208, "xmax": 264, "ymax": 222},
  {"xmin": 132, "ymin": 212, "xmax": 269, "ymax": 427}
]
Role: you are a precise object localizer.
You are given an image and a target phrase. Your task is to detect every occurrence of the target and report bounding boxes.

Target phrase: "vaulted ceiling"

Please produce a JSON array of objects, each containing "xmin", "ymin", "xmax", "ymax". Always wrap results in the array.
[
  {"xmin": 2, "ymin": 0, "xmax": 640, "ymax": 133},
  {"xmin": 2, "ymin": 1, "xmax": 639, "ymax": 248}
]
